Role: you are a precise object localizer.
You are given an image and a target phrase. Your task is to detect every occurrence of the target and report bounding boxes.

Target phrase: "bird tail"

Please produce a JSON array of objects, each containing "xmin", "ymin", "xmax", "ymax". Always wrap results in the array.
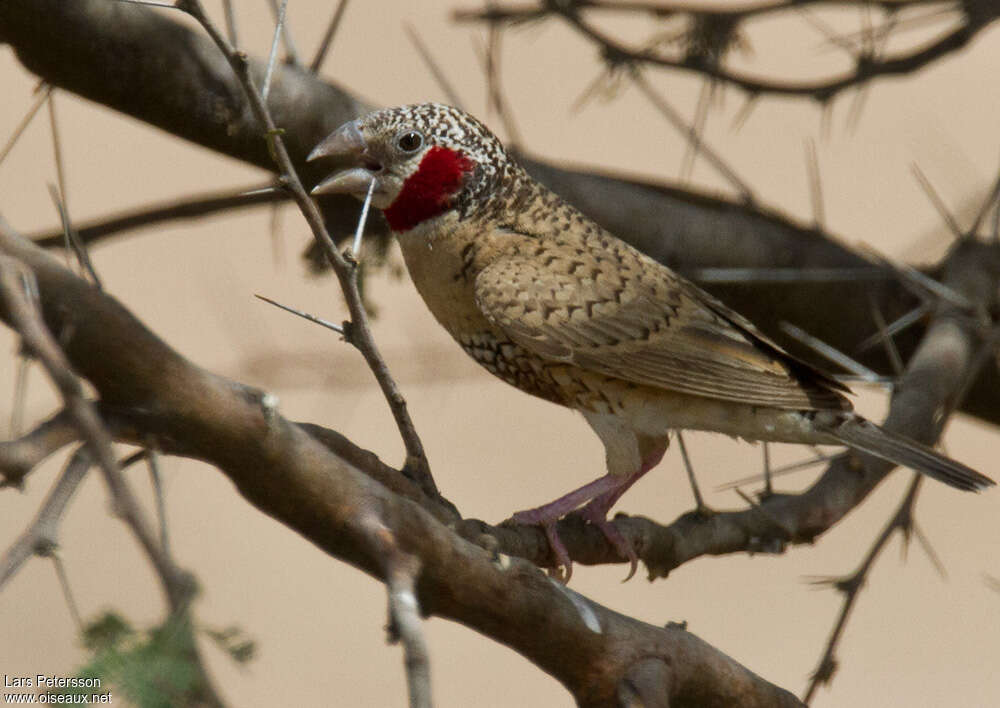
[{"xmin": 826, "ymin": 415, "xmax": 994, "ymax": 492}]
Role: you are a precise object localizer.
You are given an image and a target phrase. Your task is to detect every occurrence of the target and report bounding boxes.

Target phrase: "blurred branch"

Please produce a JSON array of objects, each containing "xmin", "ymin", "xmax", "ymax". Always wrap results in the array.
[
  {"xmin": 802, "ymin": 473, "xmax": 924, "ymax": 702},
  {"xmin": 0, "ymin": 0, "xmax": 374, "ymax": 247},
  {"xmin": 0, "ymin": 447, "xmax": 90, "ymax": 590},
  {"xmin": 455, "ymin": 1, "xmax": 1000, "ymax": 100},
  {"xmin": 28, "ymin": 184, "xmax": 289, "ymax": 249},
  {"xmin": 0, "ymin": 410, "xmax": 80, "ymax": 488},
  {"xmin": 0, "ymin": 219, "xmax": 803, "ymax": 707}
]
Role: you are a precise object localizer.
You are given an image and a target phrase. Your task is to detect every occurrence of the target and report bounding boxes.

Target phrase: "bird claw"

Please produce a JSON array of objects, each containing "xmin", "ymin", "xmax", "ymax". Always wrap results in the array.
[
  {"xmin": 577, "ymin": 507, "xmax": 639, "ymax": 581},
  {"xmin": 512, "ymin": 506, "xmax": 641, "ymax": 582},
  {"xmin": 512, "ymin": 510, "xmax": 574, "ymax": 582},
  {"xmin": 542, "ymin": 522, "xmax": 573, "ymax": 583}
]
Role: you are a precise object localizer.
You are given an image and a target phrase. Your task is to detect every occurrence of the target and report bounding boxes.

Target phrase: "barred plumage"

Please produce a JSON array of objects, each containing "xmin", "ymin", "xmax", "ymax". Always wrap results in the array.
[{"xmin": 310, "ymin": 103, "xmax": 993, "ymax": 579}]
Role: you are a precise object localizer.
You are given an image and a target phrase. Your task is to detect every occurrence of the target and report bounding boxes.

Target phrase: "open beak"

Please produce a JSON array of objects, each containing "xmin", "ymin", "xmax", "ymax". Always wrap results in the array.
[{"xmin": 308, "ymin": 120, "xmax": 381, "ymax": 197}]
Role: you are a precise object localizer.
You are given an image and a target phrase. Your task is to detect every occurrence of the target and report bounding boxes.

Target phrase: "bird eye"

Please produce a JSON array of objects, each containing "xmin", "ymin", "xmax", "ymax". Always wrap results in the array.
[{"xmin": 396, "ymin": 131, "xmax": 424, "ymax": 153}]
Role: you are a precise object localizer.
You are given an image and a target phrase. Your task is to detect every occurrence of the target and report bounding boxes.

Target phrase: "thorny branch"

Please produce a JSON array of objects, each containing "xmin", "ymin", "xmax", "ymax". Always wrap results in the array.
[
  {"xmin": 802, "ymin": 474, "xmax": 925, "ymax": 703},
  {"xmin": 803, "ymin": 315, "xmax": 1000, "ymax": 701},
  {"xmin": 175, "ymin": 0, "xmax": 438, "ymax": 501},
  {"xmin": 0, "ymin": 411, "xmax": 79, "ymax": 488},
  {"xmin": 455, "ymin": 1, "xmax": 1000, "ymax": 100},
  {"xmin": 0, "ymin": 241, "xmax": 225, "ymax": 704},
  {"xmin": 0, "ymin": 448, "xmax": 89, "ymax": 590},
  {"xmin": 29, "ymin": 184, "xmax": 289, "ymax": 250}
]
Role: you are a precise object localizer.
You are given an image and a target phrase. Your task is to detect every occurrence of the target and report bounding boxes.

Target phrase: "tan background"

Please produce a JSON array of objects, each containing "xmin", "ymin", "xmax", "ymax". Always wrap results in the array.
[{"xmin": 1, "ymin": 2, "xmax": 998, "ymax": 705}]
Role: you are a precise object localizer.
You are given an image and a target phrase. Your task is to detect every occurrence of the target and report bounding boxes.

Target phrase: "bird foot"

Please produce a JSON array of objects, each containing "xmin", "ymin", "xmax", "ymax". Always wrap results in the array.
[
  {"xmin": 511, "ymin": 509, "xmax": 574, "ymax": 582},
  {"xmin": 576, "ymin": 506, "xmax": 639, "ymax": 581}
]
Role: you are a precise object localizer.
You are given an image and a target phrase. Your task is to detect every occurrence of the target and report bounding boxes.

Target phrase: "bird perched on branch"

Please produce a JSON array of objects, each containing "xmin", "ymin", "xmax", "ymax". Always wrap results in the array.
[{"xmin": 309, "ymin": 103, "xmax": 993, "ymax": 579}]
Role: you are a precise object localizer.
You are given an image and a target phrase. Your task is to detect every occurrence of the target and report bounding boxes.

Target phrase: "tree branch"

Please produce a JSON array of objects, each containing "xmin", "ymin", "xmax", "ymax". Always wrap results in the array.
[{"xmin": 454, "ymin": 1, "xmax": 1000, "ymax": 101}]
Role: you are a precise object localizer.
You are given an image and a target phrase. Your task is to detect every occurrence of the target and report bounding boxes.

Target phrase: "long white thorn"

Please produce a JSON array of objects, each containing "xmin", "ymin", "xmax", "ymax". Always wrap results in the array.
[{"xmin": 352, "ymin": 178, "xmax": 376, "ymax": 259}]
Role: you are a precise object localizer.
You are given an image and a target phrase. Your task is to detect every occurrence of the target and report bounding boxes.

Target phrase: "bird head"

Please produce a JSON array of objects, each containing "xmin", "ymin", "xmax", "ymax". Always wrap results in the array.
[{"xmin": 308, "ymin": 103, "xmax": 507, "ymax": 233}]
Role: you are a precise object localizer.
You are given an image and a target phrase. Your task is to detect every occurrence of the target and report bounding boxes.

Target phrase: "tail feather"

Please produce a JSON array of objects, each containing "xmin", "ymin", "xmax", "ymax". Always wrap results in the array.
[{"xmin": 827, "ymin": 416, "xmax": 994, "ymax": 492}]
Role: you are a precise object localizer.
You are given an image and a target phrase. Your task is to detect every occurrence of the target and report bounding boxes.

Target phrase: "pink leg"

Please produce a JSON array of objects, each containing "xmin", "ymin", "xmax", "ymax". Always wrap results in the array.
[
  {"xmin": 512, "ymin": 445, "xmax": 667, "ymax": 581},
  {"xmin": 578, "ymin": 446, "xmax": 667, "ymax": 580},
  {"xmin": 512, "ymin": 473, "xmax": 632, "ymax": 582}
]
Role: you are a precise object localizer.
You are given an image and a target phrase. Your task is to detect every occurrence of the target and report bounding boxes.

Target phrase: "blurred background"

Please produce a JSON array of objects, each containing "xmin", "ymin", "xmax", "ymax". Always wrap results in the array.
[{"xmin": 1, "ymin": 1, "xmax": 998, "ymax": 705}]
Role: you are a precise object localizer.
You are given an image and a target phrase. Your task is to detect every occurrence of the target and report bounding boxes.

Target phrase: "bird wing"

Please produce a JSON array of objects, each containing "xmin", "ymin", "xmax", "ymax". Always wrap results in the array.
[{"xmin": 474, "ymin": 238, "xmax": 850, "ymax": 411}]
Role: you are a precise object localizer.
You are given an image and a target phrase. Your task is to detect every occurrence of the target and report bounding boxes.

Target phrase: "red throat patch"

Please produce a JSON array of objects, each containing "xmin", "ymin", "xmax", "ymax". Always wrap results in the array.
[{"xmin": 383, "ymin": 146, "xmax": 474, "ymax": 232}]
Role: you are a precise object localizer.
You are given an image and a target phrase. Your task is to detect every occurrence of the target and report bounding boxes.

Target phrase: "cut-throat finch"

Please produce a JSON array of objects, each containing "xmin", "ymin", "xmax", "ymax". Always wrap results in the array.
[{"xmin": 309, "ymin": 103, "xmax": 993, "ymax": 580}]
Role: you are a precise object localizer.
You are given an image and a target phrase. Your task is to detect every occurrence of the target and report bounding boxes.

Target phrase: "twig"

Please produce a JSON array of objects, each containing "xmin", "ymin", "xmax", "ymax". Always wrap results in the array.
[
  {"xmin": 405, "ymin": 22, "xmax": 466, "ymax": 109},
  {"xmin": 176, "ymin": 0, "xmax": 436, "ymax": 498},
  {"xmin": 9, "ymin": 353, "xmax": 31, "ymax": 438},
  {"xmin": 267, "ymin": 0, "xmax": 302, "ymax": 67},
  {"xmin": 114, "ymin": 0, "xmax": 177, "ymax": 7},
  {"xmin": 802, "ymin": 474, "xmax": 922, "ymax": 702},
  {"xmin": 0, "ymin": 81, "xmax": 52, "ymax": 168},
  {"xmin": 630, "ymin": 68, "xmax": 755, "ymax": 202},
  {"xmin": 0, "ymin": 254, "xmax": 185, "ymax": 608},
  {"xmin": 911, "ymin": 163, "xmax": 964, "ymax": 240},
  {"xmin": 0, "ymin": 410, "xmax": 81, "ymax": 488},
  {"xmin": 679, "ymin": 80, "xmax": 713, "ymax": 182},
  {"xmin": 254, "ymin": 293, "xmax": 345, "ymax": 334},
  {"xmin": 221, "ymin": 0, "xmax": 237, "ymax": 47},
  {"xmin": 47, "ymin": 184, "xmax": 102, "ymax": 288},
  {"xmin": 968, "ymin": 157, "xmax": 1000, "ymax": 237},
  {"xmin": 0, "ymin": 447, "xmax": 90, "ymax": 591},
  {"xmin": 478, "ymin": 16, "xmax": 523, "ymax": 147},
  {"xmin": 352, "ymin": 177, "xmax": 376, "ymax": 258},
  {"xmin": 867, "ymin": 296, "xmax": 904, "ymax": 377},
  {"xmin": 690, "ymin": 267, "xmax": 888, "ymax": 283},
  {"xmin": 359, "ymin": 512, "xmax": 432, "ymax": 708},
  {"xmin": 805, "ymin": 138, "xmax": 825, "ymax": 230},
  {"xmin": 262, "ymin": 0, "xmax": 291, "ymax": 102},
  {"xmin": 715, "ymin": 451, "xmax": 838, "ymax": 492},
  {"xmin": 675, "ymin": 432, "xmax": 705, "ymax": 511},
  {"xmin": 309, "ymin": 0, "xmax": 350, "ymax": 73},
  {"xmin": 46, "ymin": 91, "xmax": 78, "ymax": 272},
  {"xmin": 51, "ymin": 552, "xmax": 84, "ymax": 630},
  {"xmin": 762, "ymin": 442, "xmax": 772, "ymax": 497},
  {"xmin": 30, "ymin": 183, "xmax": 288, "ymax": 250},
  {"xmin": 779, "ymin": 321, "xmax": 883, "ymax": 382},
  {"xmin": 855, "ymin": 302, "xmax": 929, "ymax": 352},
  {"xmin": 860, "ymin": 246, "xmax": 975, "ymax": 311},
  {"xmin": 146, "ymin": 447, "xmax": 170, "ymax": 556},
  {"xmin": 803, "ymin": 306, "xmax": 1000, "ymax": 701}
]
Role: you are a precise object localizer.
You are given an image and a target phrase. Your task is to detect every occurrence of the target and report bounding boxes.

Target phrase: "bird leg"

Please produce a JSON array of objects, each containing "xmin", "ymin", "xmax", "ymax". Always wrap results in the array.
[
  {"xmin": 577, "ymin": 446, "xmax": 667, "ymax": 580},
  {"xmin": 512, "ymin": 473, "xmax": 624, "ymax": 580},
  {"xmin": 511, "ymin": 446, "xmax": 666, "ymax": 581}
]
